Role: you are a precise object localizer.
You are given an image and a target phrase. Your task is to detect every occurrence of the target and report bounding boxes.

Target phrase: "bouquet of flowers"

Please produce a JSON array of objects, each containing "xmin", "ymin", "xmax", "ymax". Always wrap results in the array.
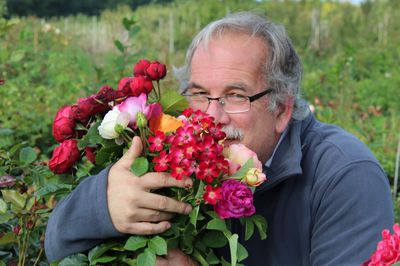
[
  {"xmin": 48, "ymin": 59, "xmax": 267, "ymax": 266},
  {"xmin": 362, "ymin": 223, "xmax": 400, "ymax": 266}
]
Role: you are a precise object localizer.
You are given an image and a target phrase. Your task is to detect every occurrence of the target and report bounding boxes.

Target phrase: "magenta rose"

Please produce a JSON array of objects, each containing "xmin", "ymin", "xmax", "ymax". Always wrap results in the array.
[
  {"xmin": 214, "ymin": 179, "xmax": 255, "ymax": 219},
  {"xmin": 49, "ymin": 139, "xmax": 79, "ymax": 174},
  {"xmin": 133, "ymin": 59, "xmax": 151, "ymax": 76},
  {"xmin": 52, "ymin": 105, "xmax": 76, "ymax": 142},
  {"xmin": 146, "ymin": 61, "xmax": 167, "ymax": 81}
]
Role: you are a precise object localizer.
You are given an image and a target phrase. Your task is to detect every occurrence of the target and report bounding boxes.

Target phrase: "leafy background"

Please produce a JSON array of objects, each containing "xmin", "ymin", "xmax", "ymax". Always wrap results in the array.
[{"xmin": 0, "ymin": 0, "xmax": 399, "ymax": 265}]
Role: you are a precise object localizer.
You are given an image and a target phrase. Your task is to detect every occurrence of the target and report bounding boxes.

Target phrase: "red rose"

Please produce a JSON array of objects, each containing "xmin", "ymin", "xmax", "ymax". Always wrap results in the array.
[
  {"xmin": 146, "ymin": 61, "xmax": 167, "ymax": 81},
  {"xmin": 133, "ymin": 59, "xmax": 151, "ymax": 76},
  {"xmin": 0, "ymin": 79, "xmax": 5, "ymax": 85},
  {"xmin": 117, "ymin": 77, "xmax": 134, "ymax": 99},
  {"xmin": 130, "ymin": 76, "xmax": 153, "ymax": 96},
  {"xmin": 75, "ymin": 96, "xmax": 109, "ymax": 122},
  {"xmin": 52, "ymin": 105, "xmax": 76, "ymax": 142},
  {"xmin": 95, "ymin": 86, "xmax": 118, "ymax": 103},
  {"xmin": 49, "ymin": 139, "xmax": 80, "ymax": 174},
  {"xmin": 84, "ymin": 146, "xmax": 96, "ymax": 164}
]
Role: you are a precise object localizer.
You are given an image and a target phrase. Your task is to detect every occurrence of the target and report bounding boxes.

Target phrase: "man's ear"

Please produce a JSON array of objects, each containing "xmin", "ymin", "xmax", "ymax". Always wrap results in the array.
[{"xmin": 275, "ymin": 97, "xmax": 294, "ymax": 134}]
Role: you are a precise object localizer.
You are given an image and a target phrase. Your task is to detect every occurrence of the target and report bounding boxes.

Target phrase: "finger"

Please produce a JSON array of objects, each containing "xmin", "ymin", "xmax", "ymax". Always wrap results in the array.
[
  {"xmin": 115, "ymin": 136, "xmax": 143, "ymax": 169},
  {"xmin": 136, "ymin": 193, "xmax": 192, "ymax": 215},
  {"xmin": 142, "ymin": 173, "xmax": 193, "ymax": 190},
  {"xmin": 125, "ymin": 221, "xmax": 171, "ymax": 235},
  {"xmin": 135, "ymin": 208, "xmax": 175, "ymax": 222}
]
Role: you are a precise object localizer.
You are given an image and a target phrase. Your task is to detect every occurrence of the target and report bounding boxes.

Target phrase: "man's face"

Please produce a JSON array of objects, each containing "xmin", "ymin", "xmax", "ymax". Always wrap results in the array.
[{"xmin": 188, "ymin": 33, "xmax": 291, "ymax": 163}]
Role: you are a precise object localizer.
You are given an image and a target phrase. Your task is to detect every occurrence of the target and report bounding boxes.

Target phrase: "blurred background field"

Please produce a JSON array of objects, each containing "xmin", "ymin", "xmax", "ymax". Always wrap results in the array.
[{"xmin": 0, "ymin": 0, "xmax": 399, "ymax": 264}]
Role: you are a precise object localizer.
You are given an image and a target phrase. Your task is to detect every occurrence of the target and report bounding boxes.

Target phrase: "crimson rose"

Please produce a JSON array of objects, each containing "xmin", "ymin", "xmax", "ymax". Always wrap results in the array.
[
  {"xmin": 146, "ymin": 61, "xmax": 167, "ymax": 81},
  {"xmin": 52, "ymin": 105, "xmax": 76, "ymax": 142},
  {"xmin": 133, "ymin": 59, "xmax": 150, "ymax": 76},
  {"xmin": 49, "ymin": 139, "xmax": 79, "ymax": 174},
  {"xmin": 130, "ymin": 76, "xmax": 153, "ymax": 96}
]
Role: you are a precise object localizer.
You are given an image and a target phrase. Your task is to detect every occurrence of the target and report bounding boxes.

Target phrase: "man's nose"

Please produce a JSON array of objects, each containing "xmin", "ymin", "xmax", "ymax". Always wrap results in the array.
[{"xmin": 206, "ymin": 99, "xmax": 230, "ymax": 125}]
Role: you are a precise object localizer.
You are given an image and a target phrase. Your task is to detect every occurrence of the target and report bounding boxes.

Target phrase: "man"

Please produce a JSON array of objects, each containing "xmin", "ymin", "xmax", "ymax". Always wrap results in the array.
[{"xmin": 45, "ymin": 12, "xmax": 394, "ymax": 265}]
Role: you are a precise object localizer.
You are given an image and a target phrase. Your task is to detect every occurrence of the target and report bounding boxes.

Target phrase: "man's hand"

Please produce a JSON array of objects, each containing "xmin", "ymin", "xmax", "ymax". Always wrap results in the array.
[
  {"xmin": 156, "ymin": 249, "xmax": 199, "ymax": 266},
  {"xmin": 107, "ymin": 136, "xmax": 193, "ymax": 235}
]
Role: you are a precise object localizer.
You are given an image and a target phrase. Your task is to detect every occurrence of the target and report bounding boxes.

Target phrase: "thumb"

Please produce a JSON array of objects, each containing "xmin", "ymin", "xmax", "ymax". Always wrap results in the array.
[{"xmin": 115, "ymin": 136, "xmax": 143, "ymax": 169}]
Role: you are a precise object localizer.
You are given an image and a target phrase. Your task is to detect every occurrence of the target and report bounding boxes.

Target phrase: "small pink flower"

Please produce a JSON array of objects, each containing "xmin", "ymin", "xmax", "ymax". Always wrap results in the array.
[
  {"xmin": 203, "ymin": 185, "xmax": 222, "ymax": 205},
  {"xmin": 148, "ymin": 131, "xmax": 166, "ymax": 152}
]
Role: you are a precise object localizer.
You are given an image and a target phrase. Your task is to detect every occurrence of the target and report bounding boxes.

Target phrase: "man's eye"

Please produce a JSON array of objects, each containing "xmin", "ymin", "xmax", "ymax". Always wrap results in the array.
[{"xmin": 191, "ymin": 91, "xmax": 208, "ymax": 96}]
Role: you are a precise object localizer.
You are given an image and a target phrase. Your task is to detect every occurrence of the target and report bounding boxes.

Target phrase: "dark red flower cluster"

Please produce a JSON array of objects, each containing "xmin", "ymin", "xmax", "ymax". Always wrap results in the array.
[
  {"xmin": 149, "ymin": 108, "xmax": 229, "ymax": 185},
  {"xmin": 49, "ymin": 59, "xmax": 166, "ymax": 174}
]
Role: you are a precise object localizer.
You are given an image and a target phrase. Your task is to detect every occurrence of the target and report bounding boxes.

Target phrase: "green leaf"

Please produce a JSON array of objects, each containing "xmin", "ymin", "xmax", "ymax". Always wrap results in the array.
[
  {"xmin": 78, "ymin": 121, "xmax": 103, "ymax": 149},
  {"xmin": 205, "ymin": 250, "xmax": 221, "ymax": 265},
  {"xmin": 206, "ymin": 218, "xmax": 227, "ymax": 232},
  {"xmin": 58, "ymin": 253, "xmax": 89, "ymax": 266},
  {"xmin": 114, "ymin": 40, "xmax": 125, "ymax": 53},
  {"xmin": 202, "ymin": 230, "xmax": 227, "ymax": 248},
  {"xmin": 10, "ymin": 50, "xmax": 25, "ymax": 63},
  {"xmin": 0, "ymin": 213, "xmax": 13, "ymax": 223},
  {"xmin": 88, "ymin": 242, "xmax": 117, "ymax": 264},
  {"xmin": 137, "ymin": 248, "xmax": 156, "ymax": 266},
  {"xmin": 244, "ymin": 217, "xmax": 254, "ymax": 241},
  {"xmin": 0, "ymin": 232, "xmax": 16, "ymax": 245},
  {"xmin": 131, "ymin": 157, "xmax": 149, "ymax": 177},
  {"xmin": 148, "ymin": 236, "xmax": 167, "ymax": 256},
  {"xmin": 252, "ymin": 214, "xmax": 267, "ymax": 240},
  {"xmin": 35, "ymin": 183, "xmax": 73, "ymax": 198},
  {"xmin": 159, "ymin": 90, "xmax": 189, "ymax": 115},
  {"xmin": 0, "ymin": 198, "xmax": 7, "ymax": 213},
  {"xmin": 1, "ymin": 189, "xmax": 27, "ymax": 210},
  {"xmin": 19, "ymin": 146, "xmax": 37, "ymax": 165},
  {"xmin": 124, "ymin": 236, "xmax": 148, "ymax": 251},
  {"xmin": 189, "ymin": 205, "xmax": 200, "ymax": 227},
  {"xmin": 91, "ymin": 256, "xmax": 116, "ymax": 265},
  {"xmin": 237, "ymin": 242, "xmax": 248, "ymax": 262},
  {"xmin": 8, "ymin": 141, "xmax": 25, "ymax": 157},
  {"xmin": 192, "ymin": 249, "xmax": 209, "ymax": 266},
  {"xmin": 232, "ymin": 158, "xmax": 254, "ymax": 179},
  {"xmin": 227, "ymin": 234, "xmax": 238, "ymax": 266}
]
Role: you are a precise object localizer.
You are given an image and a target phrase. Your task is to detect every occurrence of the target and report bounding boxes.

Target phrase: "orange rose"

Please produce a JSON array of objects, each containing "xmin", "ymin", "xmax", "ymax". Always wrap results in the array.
[{"xmin": 149, "ymin": 113, "xmax": 183, "ymax": 134}]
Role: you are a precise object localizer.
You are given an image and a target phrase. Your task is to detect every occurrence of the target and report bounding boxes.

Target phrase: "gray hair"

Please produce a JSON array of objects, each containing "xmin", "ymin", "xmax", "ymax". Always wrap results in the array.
[{"xmin": 174, "ymin": 11, "xmax": 309, "ymax": 120}]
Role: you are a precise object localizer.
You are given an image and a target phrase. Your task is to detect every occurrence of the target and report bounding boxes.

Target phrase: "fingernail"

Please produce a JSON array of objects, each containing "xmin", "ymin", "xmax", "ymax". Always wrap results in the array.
[
  {"xmin": 185, "ymin": 205, "xmax": 193, "ymax": 214},
  {"xmin": 184, "ymin": 178, "xmax": 193, "ymax": 188}
]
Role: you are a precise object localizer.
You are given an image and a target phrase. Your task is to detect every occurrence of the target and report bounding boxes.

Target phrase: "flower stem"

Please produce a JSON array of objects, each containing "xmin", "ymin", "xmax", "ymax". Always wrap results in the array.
[{"xmin": 156, "ymin": 81, "xmax": 161, "ymax": 101}]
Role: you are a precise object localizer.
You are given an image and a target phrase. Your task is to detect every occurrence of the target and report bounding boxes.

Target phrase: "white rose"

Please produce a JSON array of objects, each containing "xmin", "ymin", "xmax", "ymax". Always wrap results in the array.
[{"xmin": 98, "ymin": 109, "xmax": 130, "ymax": 139}]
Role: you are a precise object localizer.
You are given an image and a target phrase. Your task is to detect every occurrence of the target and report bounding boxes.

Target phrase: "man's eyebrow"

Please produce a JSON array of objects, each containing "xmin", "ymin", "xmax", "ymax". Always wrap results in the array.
[{"xmin": 186, "ymin": 82, "xmax": 249, "ymax": 92}]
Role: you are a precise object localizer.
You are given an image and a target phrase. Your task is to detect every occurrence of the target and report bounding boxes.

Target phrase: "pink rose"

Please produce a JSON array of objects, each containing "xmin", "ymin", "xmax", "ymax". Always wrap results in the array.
[
  {"xmin": 223, "ymin": 144, "xmax": 263, "ymax": 175},
  {"xmin": 49, "ymin": 139, "xmax": 80, "ymax": 174},
  {"xmin": 145, "ymin": 61, "xmax": 167, "ymax": 81},
  {"xmin": 214, "ymin": 179, "xmax": 255, "ymax": 219},
  {"xmin": 363, "ymin": 224, "xmax": 400, "ymax": 266},
  {"xmin": 133, "ymin": 59, "xmax": 151, "ymax": 76},
  {"xmin": 116, "ymin": 93, "xmax": 162, "ymax": 126},
  {"xmin": 52, "ymin": 105, "xmax": 76, "ymax": 142}
]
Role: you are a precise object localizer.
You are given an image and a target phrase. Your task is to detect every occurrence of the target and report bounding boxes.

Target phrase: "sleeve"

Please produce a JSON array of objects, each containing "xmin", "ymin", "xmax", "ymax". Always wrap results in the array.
[
  {"xmin": 310, "ymin": 160, "xmax": 394, "ymax": 266},
  {"xmin": 44, "ymin": 166, "xmax": 125, "ymax": 262}
]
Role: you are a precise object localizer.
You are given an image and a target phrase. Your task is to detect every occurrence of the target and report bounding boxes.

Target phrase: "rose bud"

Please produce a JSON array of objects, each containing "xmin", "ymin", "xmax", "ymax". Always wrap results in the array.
[
  {"xmin": 0, "ymin": 175, "xmax": 16, "ymax": 188},
  {"xmin": 133, "ymin": 59, "xmax": 151, "ymax": 76},
  {"xmin": 75, "ymin": 96, "xmax": 109, "ymax": 122},
  {"xmin": 26, "ymin": 220, "xmax": 34, "ymax": 229},
  {"xmin": 13, "ymin": 225, "xmax": 21, "ymax": 235},
  {"xmin": 146, "ymin": 61, "xmax": 167, "ymax": 81},
  {"xmin": 84, "ymin": 146, "xmax": 96, "ymax": 164},
  {"xmin": 130, "ymin": 76, "xmax": 153, "ymax": 96},
  {"xmin": 0, "ymin": 79, "xmax": 5, "ymax": 85},
  {"xmin": 52, "ymin": 105, "xmax": 76, "ymax": 142},
  {"xmin": 244, "ymin": 168, "xmax": 267, "ymax": 187},
  {"xmin": 136, "ymin": 112, "xmax": 148, "ymax": 129},
  {"xmin": 48, "ymin": 139, "xmax": 80, "ymax": 174}
]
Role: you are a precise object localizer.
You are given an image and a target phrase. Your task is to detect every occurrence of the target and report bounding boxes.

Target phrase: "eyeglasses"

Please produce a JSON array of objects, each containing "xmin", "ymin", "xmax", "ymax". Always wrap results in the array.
[{"xmin": 182, "ymin": 88, "xmax": 274, "ymax": 114}]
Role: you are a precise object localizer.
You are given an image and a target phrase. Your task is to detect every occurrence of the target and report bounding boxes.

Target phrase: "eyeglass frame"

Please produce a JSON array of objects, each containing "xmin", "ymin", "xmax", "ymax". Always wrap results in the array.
[{"xmin": 181, "ymin": 88, "xmax": 275, "ymax": 114}]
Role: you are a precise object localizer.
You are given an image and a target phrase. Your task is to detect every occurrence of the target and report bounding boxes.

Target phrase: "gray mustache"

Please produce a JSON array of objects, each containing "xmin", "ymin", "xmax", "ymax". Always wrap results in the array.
[{"xmin": 222, "ymin": 126, "xmax": 244, "ymax": 140}]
